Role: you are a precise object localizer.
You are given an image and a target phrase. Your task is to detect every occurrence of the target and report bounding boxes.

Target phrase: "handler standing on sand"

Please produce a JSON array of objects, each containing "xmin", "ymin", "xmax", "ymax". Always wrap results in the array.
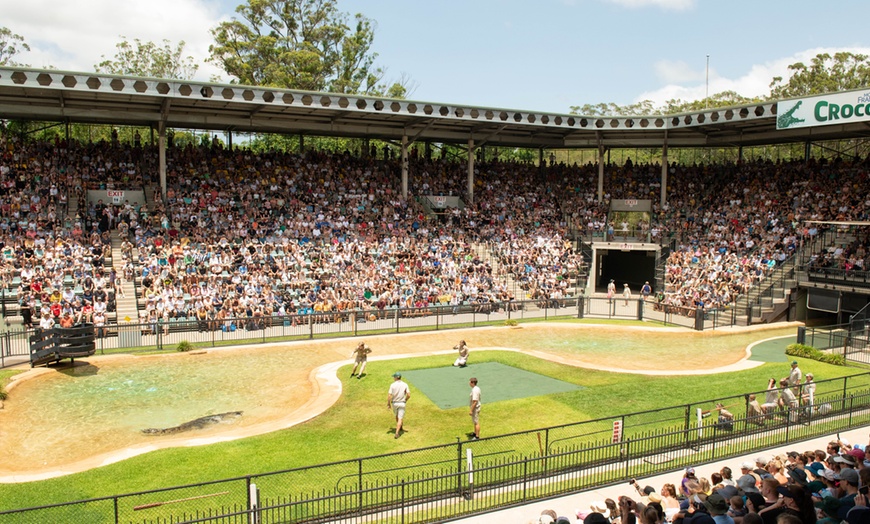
[{"xmin": 387, "ymin": 372, "xmax": 410, "ymax": 439}]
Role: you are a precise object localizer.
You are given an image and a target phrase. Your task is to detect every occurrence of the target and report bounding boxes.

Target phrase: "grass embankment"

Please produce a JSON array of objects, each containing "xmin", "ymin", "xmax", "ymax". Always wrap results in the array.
[
  {"xmin": 0, "ymin": 368, "xmax": 21, "ymax": 399},
  {"xmin": 0, "ymin": 346, "xmax": 864, "ymax": 511}
]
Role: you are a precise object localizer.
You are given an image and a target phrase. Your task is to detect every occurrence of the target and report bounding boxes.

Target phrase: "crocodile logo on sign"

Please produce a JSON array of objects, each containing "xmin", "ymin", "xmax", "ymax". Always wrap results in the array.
[{"xmin": 777, "ymin": 100, "xmax": 804, "ymax": 129}]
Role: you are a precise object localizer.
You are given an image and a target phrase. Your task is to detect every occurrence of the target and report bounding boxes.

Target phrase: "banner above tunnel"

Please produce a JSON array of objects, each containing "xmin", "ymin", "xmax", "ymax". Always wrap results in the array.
[{"xmin": 777, "ymin": 90, "xmax": 870, "ymax": 130}]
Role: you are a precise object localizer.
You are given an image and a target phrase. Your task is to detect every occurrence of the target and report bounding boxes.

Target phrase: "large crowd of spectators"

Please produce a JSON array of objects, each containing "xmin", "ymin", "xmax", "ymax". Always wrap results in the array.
[
  {"xmin": 2, "ymin": 133, "xmax": 870, "ymax": 330},
  {"xmin": 532, "ymin": 435, "xmax": 870, "ymax": 524}
]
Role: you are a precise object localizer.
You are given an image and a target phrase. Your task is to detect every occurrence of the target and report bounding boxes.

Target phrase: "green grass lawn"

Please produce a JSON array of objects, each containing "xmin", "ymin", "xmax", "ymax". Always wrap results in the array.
[
  {"xmin": 0, "ymin": 341, "xmax": 866, "ymax": 512},
  {"xmin": 0, "ymin": 368, "xmax": 21, "ymax": 394}
]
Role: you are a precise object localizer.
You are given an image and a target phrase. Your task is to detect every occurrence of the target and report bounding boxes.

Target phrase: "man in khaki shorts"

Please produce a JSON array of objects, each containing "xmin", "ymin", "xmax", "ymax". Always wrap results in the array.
[
  {"xmin": 387, "ymin": 372, "xmax": 410, "ymax": 439},
  {"xmin": 350, "ymin": 342, "xmax": 371, "ymax": 378},
  {"xmin": 469, "ymin": 377, "xmax": 481, "ymax": 440}
]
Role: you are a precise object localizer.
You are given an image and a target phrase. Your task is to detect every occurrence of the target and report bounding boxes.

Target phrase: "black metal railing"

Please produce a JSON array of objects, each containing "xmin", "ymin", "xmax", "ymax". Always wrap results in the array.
[
  {"xmin": 802, "ymin": 266, "xmax": 870, "ymax": 287},
  {"xmin": 2, "ymin": 373, "xmax": 869, "ymax": 523},
  {"xmin": 1, "ymin": 297, "xmax": 743, "ymax": 367},
  {"xmin": 802, "ymin": 322, "xmax": 870, "ymax": 366}
]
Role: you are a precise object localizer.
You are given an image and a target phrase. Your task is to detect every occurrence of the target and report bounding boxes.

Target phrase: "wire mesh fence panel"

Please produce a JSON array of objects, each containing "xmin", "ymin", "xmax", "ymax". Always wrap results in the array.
[
  {"xmin": 543, "ymin": 419, "xmax": 618, "ymax": 454},
  {"xmin": 253, "ymin": 461, "xmax": 367, "ymax": 511},
  {"xmin": 6, "ymin": 294, "xmax": 760, "ymax": 367},
  {"xmin": 624, "ymin": 405, "xmax": 694, "ymax": 438},
  {"xmin": 356, "ymin": 444, "xmax": 464, "ymax": 495},
  {"xmin": 117, "ymin": 480, "xmax": 249, "ymax": 524},
  {"xmin": 0, "ymin": 498, "xmax": 116, "ymax": 524},
  {"xmin": 585, "ymin": 297, "xmax": 619, "ymax": 318},
  {"xmin": 644, "ymin": 304, "xmax": 698, "ymax": 329},
  {"xmin": 804, "ymin": 327, "xmax": 849, "ymax": 351}
]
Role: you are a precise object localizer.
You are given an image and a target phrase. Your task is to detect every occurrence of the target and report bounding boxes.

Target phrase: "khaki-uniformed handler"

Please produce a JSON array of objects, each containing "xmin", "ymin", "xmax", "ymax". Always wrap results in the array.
[
  {"xmin": 350, "ymin": 342, "xmax": 372, "ymax": 378},
  {"xmin": 387, "ymin": 372, "xmax": 410, "ymax": 439},
  {"xmin": 469, "ymin": 377, "xmax": 481, "ymax": 440}
]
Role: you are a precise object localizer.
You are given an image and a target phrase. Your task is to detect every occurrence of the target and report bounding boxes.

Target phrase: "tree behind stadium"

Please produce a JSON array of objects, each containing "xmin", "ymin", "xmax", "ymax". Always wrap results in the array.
[
  {"xmin": 95, "ymin": 37, "xmax": 199, "ymax": 80},
  {"xmin": 0, "ymin": 26, "xmax": 30, "ymax": 67},
  {"xmin": 209, "ymin": 0, "xmax": 404, "ymax": 97}
]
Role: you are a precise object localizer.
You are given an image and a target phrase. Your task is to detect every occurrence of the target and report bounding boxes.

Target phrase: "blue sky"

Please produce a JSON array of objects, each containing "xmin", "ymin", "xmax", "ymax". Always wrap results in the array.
[{"xmin": 3, "ymin": 0, "xmax": 869, "ymax": 114}]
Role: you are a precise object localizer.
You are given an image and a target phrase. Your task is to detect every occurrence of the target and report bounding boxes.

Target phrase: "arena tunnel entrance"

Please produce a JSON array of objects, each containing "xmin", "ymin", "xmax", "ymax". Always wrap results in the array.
[{"xmin": 594, "ymin": 247, "xmax": 657, "ymax": 293}]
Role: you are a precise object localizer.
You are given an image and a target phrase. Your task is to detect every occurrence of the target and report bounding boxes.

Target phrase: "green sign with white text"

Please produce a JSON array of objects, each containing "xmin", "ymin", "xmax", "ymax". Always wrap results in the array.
[{"xmin": 777, "ymin": 90, "xmax": 870, "ymax": 130}]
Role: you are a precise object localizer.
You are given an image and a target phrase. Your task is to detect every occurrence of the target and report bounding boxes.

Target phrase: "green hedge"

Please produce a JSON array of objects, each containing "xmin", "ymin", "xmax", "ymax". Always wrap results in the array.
[{"xmin": 786, "ymin": 343, "xmax": 846, "ymax": 366}]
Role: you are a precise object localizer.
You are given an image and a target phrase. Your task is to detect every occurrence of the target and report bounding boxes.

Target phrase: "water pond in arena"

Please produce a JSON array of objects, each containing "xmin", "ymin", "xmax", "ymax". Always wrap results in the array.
[{"xmin": 0, "ymin": 323, "xmax": 795, "ymax": 478}]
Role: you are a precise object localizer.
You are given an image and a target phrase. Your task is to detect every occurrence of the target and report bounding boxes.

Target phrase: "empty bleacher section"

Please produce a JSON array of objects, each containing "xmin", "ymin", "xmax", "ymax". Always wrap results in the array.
[{"xmin": 2, "ymin": 133, "xmax": 870, "ymax": 351}]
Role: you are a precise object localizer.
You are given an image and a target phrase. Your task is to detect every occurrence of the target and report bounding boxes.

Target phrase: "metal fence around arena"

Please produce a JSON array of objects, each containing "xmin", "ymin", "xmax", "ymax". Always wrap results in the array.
[
  {"xmin": 0, "ymin": 297, "xmax": 737, "ymax": 367},
  {"xmin": 3, "ymin": 373, "xmax": 870, "ymax": 524},
  {"xmin": 799, "ymin": 311, "xmax": 870, "ymax": 366}
]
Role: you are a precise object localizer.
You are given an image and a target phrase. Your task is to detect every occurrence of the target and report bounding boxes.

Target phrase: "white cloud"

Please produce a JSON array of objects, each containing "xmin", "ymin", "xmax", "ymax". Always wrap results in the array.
[
  {"xmin": 604, "ymin": 0, "xmax": 695, "ymax": 11},
  {"xmin": 2, "ymin": 0, "xmax": 230, "ymax": 81},
  {"xmin": 653, "ymin": 59, "xmax": 707, "ymax": 84},
  {"xmin": 636, "ymin": 46, "xmax": 870, "ymax": 107}
]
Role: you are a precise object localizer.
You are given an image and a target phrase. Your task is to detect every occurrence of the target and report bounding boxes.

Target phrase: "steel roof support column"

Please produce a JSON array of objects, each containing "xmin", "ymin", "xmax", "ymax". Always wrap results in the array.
[
  {"xmin": 661, "ymin": 132, "xmax": 668, "ymax": 209},
  {"xmin": 401, "ymin": 134, "xmax": 409, "ymax": 199},
  {"xmin": 597, "ymin": 141, "xmax": 606, "ymax": 203},
  {"xmin": 227, "ymin": 131, "xmax": 233, "ymax": 151},
  {"xmin": 467, "ymin": 138, "xmax": 475, "ymax": 205},
  {"xmin": 158, "ymin": 121, "xmax": 167, "ymax": 201}
]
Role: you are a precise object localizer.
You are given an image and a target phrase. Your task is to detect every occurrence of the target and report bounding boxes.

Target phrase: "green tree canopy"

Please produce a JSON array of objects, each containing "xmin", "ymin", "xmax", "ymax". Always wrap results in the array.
[
  {"xmin": 662, "ymin": 91, "xmax": 762, "ymax": 113},
  {"xmin": 95, "ymin": 37, "xmax": 199, "ymax": 80},
  {"xmin": 571, "ymin": 52, "xmax": 870, "ymax": 116},
  {"xmin": 209, "ymin": 0, "xmax": 405, "ymax": 96},
  {"xmin": 769, "ymin": 52, "xmax": 870, "ymax": 99},
  {"xmin": 0, "ymin": 27, "xmax": 30, "ymax": 67},
  {"xmin": 569, "ymin": 92, "xmax": 760, "ymax": 116}
]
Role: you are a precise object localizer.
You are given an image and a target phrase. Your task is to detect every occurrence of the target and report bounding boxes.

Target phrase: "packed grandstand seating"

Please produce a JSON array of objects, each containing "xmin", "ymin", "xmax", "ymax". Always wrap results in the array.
[{"xmin": 1, "ymin": 133, "xmax": 870, "ymax": 331}]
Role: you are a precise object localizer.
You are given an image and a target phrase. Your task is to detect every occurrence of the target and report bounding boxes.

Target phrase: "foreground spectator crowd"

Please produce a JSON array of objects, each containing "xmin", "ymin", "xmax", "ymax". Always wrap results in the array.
[
  {"xmin": 1, "ymin": 134, "xmax": 870, "ymax": 331},
  {"xmin": 533, "ymin": 436, "xmax": 870, "ymax": 524}
]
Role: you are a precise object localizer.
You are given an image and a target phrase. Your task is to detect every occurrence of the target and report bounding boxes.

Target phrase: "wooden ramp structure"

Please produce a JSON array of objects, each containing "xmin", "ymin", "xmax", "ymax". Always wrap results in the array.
[{"xmin": 30, "ymin": 324, "xmax": 96, "ymax": 367}]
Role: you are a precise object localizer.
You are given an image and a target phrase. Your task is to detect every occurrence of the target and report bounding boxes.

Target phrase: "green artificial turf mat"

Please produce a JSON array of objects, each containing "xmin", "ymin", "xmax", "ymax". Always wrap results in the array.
[
  {"xmin": 748, "ymin": 335, "xmax": 796, "ymax": 362},
  {"xmin": 399, "ymin": 362, "xmax": 582, "ymax": 410}
]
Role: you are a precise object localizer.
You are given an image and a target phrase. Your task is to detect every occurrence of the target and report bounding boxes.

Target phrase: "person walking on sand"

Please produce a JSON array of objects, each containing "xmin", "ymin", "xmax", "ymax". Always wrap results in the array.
[
  {"xmin": 453, "ymin": 340, "xmax": 470, "ymax": 367},
  {"xmin": 641, "ymin": 281, "xmax": 651, "ymax": 301},
  {"xmin": 469, "ymin": 377, "xmax": 481, "ymax": 440},
  {"xmin": 387, "ymin": 372, "xmax": 410, "ymax": 439},
  {"xmin": 350, "ymin": 342, "xmax": 372, "ymax": 378}
]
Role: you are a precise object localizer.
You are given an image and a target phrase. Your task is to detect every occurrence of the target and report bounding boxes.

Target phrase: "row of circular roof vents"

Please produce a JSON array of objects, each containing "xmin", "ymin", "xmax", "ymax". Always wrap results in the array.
[{"xmin": 10, "ymin": 70, "xmax": 776, "ymax": 129}]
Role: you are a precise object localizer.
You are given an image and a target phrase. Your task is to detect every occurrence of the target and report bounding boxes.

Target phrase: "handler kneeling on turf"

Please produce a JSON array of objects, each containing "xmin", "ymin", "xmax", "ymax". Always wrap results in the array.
[{"xmin": 453, "ymin": 340, "xmax": 469, "ymax": 367}]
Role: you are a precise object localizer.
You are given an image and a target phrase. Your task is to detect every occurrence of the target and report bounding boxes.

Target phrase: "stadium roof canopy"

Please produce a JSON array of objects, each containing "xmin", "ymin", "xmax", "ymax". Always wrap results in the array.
[{"xmin": 2, "ymin": 66, "xmax": 870, "ymax": 150}]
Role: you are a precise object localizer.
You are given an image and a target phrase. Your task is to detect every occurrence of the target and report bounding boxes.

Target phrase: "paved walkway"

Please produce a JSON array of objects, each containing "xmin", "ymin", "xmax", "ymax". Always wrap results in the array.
[{"xmin": 449, "ymin": 426, "xmax": 869, "ymax": 524}]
